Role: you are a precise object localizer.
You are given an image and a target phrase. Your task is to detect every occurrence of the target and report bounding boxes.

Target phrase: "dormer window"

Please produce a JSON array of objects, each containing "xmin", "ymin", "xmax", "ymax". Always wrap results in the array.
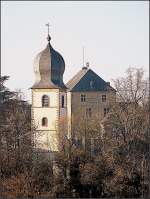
[
  {"xmin": 42, "ymin": 95, "xmax": 49, "ymax": 107},
  {"xmin": 90, "ymin": 80, "xmax": 94, "ymax": 89}
]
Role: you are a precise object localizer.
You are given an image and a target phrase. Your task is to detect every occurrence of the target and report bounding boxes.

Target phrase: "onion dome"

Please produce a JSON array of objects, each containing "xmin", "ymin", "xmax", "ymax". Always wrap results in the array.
[{"xmin": 31, "ymin": 34, "xmax": 66, "ymax": 89}]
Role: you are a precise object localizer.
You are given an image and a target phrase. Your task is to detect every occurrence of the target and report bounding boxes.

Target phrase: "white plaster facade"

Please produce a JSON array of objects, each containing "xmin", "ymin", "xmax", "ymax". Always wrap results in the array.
[{"xmin": 32, "ymin": 88, "xmax": 67, "ymax": 151}]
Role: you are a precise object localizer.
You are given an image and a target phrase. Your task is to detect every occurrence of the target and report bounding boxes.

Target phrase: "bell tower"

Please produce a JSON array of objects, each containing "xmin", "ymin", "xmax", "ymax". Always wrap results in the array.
[{"xmin": 31, "ymin": 27, "xmax": 67, "ymax": 152}]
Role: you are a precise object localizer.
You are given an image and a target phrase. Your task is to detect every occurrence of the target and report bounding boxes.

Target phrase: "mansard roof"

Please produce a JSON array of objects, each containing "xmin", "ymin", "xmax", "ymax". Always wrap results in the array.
[{"xmin": 66, "ymin": 67, "xmax": 116, "ymax": 92}]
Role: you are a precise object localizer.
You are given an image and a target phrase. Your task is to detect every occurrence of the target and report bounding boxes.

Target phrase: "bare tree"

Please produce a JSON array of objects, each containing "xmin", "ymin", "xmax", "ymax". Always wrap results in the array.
[
  {"xmin": 113, "ymin": 67, "xmax": 149, "ymax": 105},
  {"xmin": 102, "ymin": 67, "xmax": 149, "ymax": 197}
]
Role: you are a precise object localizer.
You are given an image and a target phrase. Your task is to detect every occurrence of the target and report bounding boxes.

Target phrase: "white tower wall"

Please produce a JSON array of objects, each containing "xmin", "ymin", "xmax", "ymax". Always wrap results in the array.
[{"xmin": 32, "ymin": 88, "xmax": 67, "ymax": 152}]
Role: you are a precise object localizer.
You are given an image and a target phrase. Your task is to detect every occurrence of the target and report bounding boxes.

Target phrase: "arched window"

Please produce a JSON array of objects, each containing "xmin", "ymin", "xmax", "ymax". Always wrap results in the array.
[
  {"xmin": 42, "ymin": 95, "xmax": 49, "ymax": 107},
  {"xmin": 42, "ymin": 117, "xmax": 48, "ymax": 127}
]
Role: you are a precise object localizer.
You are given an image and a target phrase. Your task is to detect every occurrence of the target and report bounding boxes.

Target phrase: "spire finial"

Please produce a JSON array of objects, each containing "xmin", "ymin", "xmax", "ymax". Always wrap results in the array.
[{"xmin": 45, "ymin": 23, "xmax": 51, "ymax": 42}]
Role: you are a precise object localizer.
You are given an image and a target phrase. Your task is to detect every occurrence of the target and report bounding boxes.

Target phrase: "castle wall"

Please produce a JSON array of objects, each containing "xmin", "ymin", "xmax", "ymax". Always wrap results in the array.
[
  {"xmin": 70, "ymin": 90, "xmax": 116, "ymax": 134},
  {"xmin": 71, "ymin": 90, "xmax": 115, "ymax": 115}
]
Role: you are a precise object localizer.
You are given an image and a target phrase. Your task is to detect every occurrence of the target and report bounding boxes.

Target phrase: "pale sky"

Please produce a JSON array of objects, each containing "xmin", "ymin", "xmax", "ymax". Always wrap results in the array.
[{"xmin": 1, "ymin": 1, "xmax": 149, "ymax": 102}]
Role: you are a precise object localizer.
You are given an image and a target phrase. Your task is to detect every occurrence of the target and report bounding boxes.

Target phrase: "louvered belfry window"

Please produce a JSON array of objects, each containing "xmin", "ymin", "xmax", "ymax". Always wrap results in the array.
[{"xmin": 42, "ymin": 95, "xmax": 49, "ymax": 107}]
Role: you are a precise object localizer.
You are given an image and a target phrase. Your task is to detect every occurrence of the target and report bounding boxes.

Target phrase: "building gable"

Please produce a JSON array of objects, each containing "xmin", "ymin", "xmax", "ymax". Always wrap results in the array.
[{"xmin": 67, "ymin": 69, "xmax": 109, "ymax": 92}]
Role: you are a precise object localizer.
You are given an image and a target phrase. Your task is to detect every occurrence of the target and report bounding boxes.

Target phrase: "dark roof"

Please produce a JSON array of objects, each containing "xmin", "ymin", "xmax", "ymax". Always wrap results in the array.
[
  {"xmin": 66, "ymin": 68, "xmax": 88, "ymax": 90},
  {"xmin": 31, "ymin": 42, "xmax": 66, "ymax": 89},
  {"xmin": 66, "ymin": 68, "xmax": 115, "ymax": 92}
]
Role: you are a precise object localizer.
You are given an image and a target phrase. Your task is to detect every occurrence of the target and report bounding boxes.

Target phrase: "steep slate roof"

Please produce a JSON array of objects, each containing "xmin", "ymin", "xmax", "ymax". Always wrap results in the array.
[
  {"xmin": 66, "ymin": 68, "xmax": 88, "ymax": 90},
  {"xmin": 66, "ymin": 68, "xmax": 115, "ymax": 92}
]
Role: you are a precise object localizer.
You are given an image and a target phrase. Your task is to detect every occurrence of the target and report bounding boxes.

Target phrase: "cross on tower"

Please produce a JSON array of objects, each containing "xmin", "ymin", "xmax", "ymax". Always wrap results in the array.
[
  {"xmin": 45, "ymin": 23, "xmax": 50, "ymax": 35},
  {"xmin": 45, "ymin": 23, "xmax": 51, "ymax": 42}
]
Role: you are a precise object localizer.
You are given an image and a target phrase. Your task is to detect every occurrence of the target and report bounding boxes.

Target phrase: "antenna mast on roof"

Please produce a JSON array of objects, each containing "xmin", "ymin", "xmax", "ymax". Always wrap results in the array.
[
  {"xmin": 82, "ymin": 46, "xmax": 85, "ymax": 68},
  {"xmin": 82, "ymin": 47, "xmax": 89, "ymax": 70}
]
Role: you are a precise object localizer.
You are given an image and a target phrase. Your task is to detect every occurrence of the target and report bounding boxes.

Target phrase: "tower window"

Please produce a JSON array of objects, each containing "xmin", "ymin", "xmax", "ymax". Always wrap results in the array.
[
  {"xmin": 42, "ymin": 117, "xmax": 48, "ymax": 127},
  {"xmin": 42, "ymin": 95, "xmax": 49, "ymax": 107},
  {"xmin": 62, "ymin": 95, "xmax": 64, "ymax": 108},
  {"xmin": 102, "ymin": 95, "xmax": 106, "ymax": 102},
  {"xmin": 81, "ymin": 94, "xmax": 86, "ymax": 102}
]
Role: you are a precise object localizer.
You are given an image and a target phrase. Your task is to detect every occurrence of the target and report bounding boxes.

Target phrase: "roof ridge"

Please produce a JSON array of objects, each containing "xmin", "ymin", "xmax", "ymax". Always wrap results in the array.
[
  {"xmin": 66, "ymin": 70, "xmax": 82, "ymax": 86},
  {"xmin": 66, "ymin": 69, "xmax": 88, "ymax": 89}
]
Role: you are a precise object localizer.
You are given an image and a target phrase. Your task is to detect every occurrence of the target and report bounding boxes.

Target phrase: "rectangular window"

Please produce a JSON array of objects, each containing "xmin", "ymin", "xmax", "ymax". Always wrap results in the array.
[
  {"xmin": 86, "ymin": 108, "xmax": 92, "ymax": 118},
  {"xmin": 104, "ymin": 108, "xmax": 107, "ymax": 116},
  {"xmin": 102, "ymin": 94, "xmax": 106, "ymax": 102},
  {"xmin": 62, "ymin": 95, "xmax": 64, "ymax": 108},
  {"xmin": 104, "ymin": 107, "xmax": 109, "ymax": 116},
  {"xmin": 81, "ymin": 94, "xmax": 86, "ymax": 102}
]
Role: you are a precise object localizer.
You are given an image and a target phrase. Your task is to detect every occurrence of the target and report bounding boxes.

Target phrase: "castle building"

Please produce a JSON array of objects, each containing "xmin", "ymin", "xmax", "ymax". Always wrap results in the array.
[{"xmin": 31, "ymin": 33, "xmax": 116, "ymax": 152}]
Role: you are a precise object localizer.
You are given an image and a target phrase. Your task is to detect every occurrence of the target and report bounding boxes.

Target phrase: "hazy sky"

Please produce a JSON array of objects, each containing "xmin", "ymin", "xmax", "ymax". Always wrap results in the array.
[{"xmin": 1, "ymin": 1, "xmax": 149, "ymax": 101}]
